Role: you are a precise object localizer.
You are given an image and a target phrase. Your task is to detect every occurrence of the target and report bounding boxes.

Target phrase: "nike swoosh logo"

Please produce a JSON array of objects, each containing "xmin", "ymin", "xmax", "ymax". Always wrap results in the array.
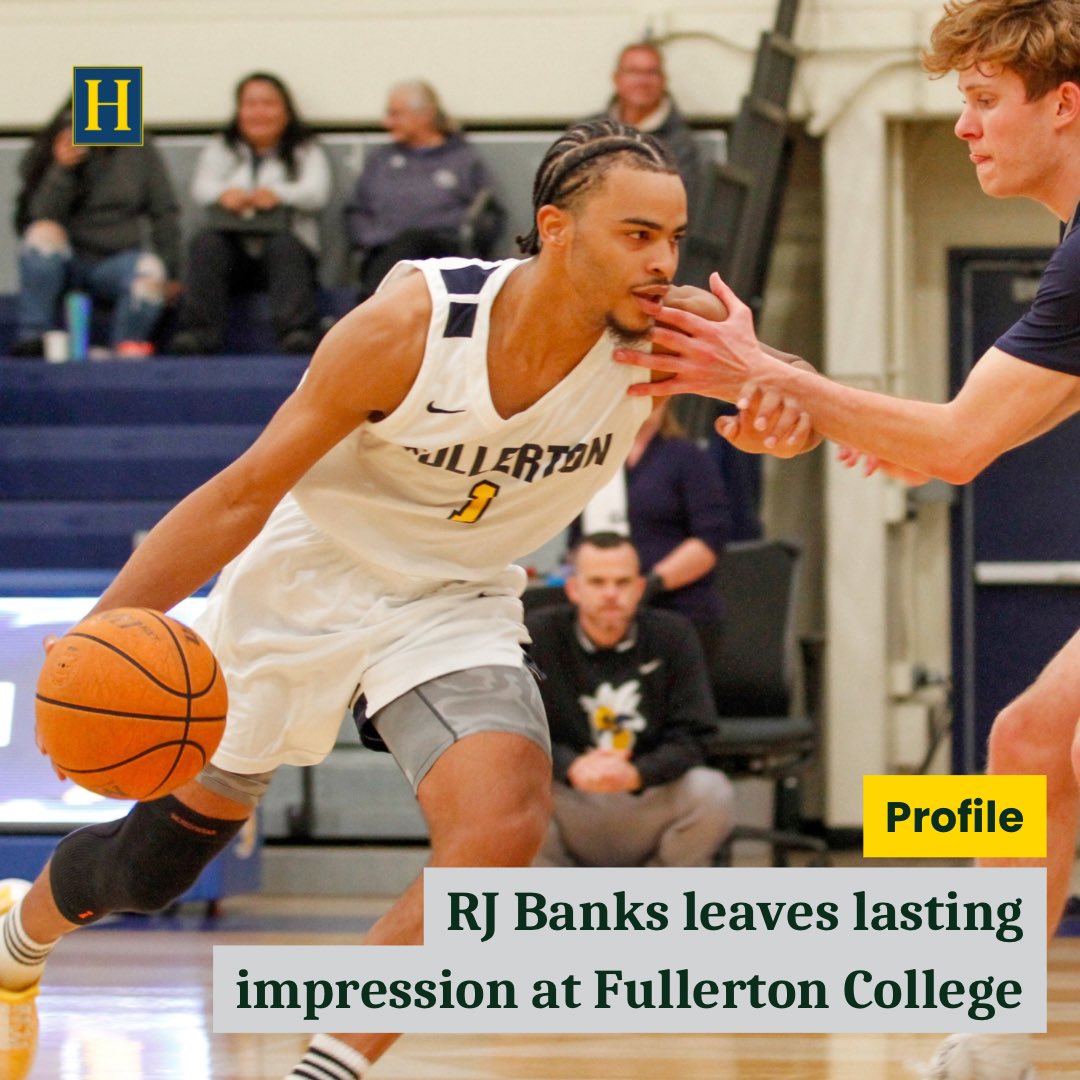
[
  {"xmin": 639, "ymin": 659, "xmax": 662, "ymax": 675},
  {"xmin": 427, "ymin": 401, "xmax": 466, "ymax": 414}
]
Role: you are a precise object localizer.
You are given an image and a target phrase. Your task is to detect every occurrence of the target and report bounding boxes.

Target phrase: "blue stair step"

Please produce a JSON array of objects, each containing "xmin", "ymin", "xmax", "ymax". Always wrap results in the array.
[
  {"xmin": 0, "ymin": 500, "xmax": 178, "ymax": 567},
  {"xmin": 0, "ymin": 355, "xmax": 310, "ymax": 570},
  {"xmin": 0, "ymin": 357, "xmax": 306, "ymax": 425},
  {"xmin": 0, "ymin": 423, "xmax": 263, "ymax": 499}
]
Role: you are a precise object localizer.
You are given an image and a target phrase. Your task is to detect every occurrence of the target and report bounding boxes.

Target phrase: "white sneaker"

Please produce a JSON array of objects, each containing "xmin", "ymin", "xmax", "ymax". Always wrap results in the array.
[
  {"xmin": 0, "ymin": 880, "xmax": 31, "ymax": 917},
  {"xmin": 0, "ymin": 982, "xmax": 38, "ymax": 1080},
  {"xmin": 0, "ymin": 879, "xmax": 39, "ymax": 1080},
  {"xmin": 918, "ymin": 1033, "xmax": 1035, "ymax": 1079}
]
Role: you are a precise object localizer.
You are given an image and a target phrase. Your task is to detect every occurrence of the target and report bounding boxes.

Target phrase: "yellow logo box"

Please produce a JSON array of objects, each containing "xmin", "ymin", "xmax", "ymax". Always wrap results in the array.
[{"xmin": 863, "ymin": 775, "xmax": 1046, "ymax": 858}]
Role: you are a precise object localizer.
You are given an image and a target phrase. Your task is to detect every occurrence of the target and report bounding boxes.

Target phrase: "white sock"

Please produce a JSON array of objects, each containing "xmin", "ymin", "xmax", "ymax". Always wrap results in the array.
[
  {"xmin": 0, "ymin": 896, "xmax": 54, "ymax": 992},
  {"xmin": 285, "ymin": 1033, "xmax": 372, "ymax": 1080}
]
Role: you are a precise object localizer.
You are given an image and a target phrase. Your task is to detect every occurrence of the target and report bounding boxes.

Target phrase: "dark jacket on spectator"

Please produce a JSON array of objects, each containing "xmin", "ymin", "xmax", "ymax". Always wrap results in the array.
[
  {"xmin": 526, "ymin": 604, "xmax": 719, "ymax": 791},
  {"xmin": 573, "ymin": 434, "xmax": 730, "ymax": 624},
  {"xmin": 20, "ymin": 139, "xmax": 180, "ymax": 275},
  {"xmin": 590, "ymin": 96, "xmax": 701, "ymax": 205}
]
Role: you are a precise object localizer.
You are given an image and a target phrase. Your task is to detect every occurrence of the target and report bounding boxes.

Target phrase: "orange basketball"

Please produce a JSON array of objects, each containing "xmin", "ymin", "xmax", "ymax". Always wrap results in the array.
[{"xmin": 35, "ymin": 608, "xmax": 228, "ymax": 801}]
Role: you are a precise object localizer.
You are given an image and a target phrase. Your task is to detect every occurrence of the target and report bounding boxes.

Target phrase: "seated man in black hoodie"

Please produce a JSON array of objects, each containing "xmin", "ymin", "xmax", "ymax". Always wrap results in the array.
[{"xmin": 527, "ymin": 532, "xmax": 735, "ymax": 867}]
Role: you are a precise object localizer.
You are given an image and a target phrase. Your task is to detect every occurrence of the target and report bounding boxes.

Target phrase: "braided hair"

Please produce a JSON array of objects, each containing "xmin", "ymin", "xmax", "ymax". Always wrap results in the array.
[{"xmin": 516, "ymin": 119, "xmax": 678, "ymax": 255}]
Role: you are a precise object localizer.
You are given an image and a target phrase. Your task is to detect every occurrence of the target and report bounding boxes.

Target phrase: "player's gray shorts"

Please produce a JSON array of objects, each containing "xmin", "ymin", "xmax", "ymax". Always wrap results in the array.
[{"xmin": 368, "ymin": 664, "xmax": 551, "ymax": 792}]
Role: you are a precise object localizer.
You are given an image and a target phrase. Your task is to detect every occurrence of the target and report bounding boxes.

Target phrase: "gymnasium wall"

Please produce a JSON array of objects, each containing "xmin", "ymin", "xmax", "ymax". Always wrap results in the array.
[{"xmin": 0, "ymin": 0, "xmax": 949, "ymax": 132}]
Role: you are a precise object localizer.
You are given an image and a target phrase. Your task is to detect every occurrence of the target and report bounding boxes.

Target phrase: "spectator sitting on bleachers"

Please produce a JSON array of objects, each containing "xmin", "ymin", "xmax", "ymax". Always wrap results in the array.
[
  {"xmin": 170, "ymin": 72, "xmax": 331, "ymax": 355},
  {"xmin": 345, "ymin": 80, "xmax": 505, "ymax": 299},
  {"xmin": 575, "ymin": 398, "xmax": 730, "ymax": 658},
  {"xmin": 9, "ymin": 98, "xmax": 180, "ymax": 359},
  {"xmin": 586, "ymin": 41, "xmax": 700, "ymax": 210}
]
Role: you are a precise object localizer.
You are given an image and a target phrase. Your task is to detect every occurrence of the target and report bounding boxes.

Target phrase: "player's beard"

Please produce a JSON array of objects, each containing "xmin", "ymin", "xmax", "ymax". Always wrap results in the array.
[{"xmin": 604, "ymin": 312, "xmax": 651, "ymax": 347}]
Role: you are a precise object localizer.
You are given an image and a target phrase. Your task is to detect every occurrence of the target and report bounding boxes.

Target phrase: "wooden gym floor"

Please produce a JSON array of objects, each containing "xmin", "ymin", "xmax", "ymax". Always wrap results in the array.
[{"xmin": 21, "ymin": 882, "xmax": 1080, "ymax": 1080}]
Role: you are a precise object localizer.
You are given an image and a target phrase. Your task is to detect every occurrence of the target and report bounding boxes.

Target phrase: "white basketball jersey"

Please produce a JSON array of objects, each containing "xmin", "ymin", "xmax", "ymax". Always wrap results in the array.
[{"xmin": 291, "ymin": 256, "xmax": 652, "ymax": 581}]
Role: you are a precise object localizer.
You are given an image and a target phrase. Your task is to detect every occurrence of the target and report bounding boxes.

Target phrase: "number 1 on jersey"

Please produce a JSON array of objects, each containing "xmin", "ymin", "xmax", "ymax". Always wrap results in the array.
[{"xmin": 449, "ymin": 480, "xmax": 500, "ymax": 524}]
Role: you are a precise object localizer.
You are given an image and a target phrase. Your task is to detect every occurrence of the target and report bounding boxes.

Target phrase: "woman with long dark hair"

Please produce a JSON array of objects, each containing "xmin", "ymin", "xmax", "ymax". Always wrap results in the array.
[
  {"xmin": 171, "ymin": 72, "xmax": 331, "ymax": 355},
  {"xmin": 577, "ymin": 398, "xmax": 730, "ymax": 656},
  {"xmin": 9, "ymin": 97, "xmax": 180, "ymax": 358}
]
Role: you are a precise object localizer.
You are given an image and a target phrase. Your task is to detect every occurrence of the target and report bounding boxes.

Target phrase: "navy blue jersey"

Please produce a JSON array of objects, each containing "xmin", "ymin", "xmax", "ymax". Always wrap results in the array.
[{"xmin": 995, "ymin": 202, "xmax": 1080, "ymax": 376}]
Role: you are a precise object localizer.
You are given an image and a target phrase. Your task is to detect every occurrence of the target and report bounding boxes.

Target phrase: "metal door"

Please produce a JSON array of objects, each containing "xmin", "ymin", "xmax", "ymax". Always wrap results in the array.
[{"xmin": 948, "ymin": 248, "xmax": 1080, "ymax": 772}]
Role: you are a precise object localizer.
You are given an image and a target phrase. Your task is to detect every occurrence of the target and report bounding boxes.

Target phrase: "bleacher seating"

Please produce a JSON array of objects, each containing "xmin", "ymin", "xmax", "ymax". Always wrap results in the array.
[
  {"xmin": 0, "ymin": 128, "xmax": 727, "ymax": 568},
  {"xmin": 0, "ymin": 357, "xmax": 305, "ymax": 568},
  {"xmin": 0, "ymin": 128, "xmax": 727, "ymax": 290}
]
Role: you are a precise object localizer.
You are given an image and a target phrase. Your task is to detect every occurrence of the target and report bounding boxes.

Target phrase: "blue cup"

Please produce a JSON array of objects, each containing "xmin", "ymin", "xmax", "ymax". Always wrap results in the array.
[{"xmin": 64, "ymin": 291, "xmax": 91, "ymax": 362}]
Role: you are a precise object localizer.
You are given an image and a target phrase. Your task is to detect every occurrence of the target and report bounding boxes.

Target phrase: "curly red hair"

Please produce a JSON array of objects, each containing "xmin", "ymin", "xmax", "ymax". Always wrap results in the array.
[{"xmin": 924, "ymin": 0, "xmax": 1080, "ymax": 100}]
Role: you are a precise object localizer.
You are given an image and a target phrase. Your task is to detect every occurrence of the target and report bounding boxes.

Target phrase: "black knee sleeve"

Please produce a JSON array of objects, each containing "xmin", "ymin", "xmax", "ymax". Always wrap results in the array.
[{"xmin": 49, "ymin": 795, "xmax": 247, "ymax": 925}]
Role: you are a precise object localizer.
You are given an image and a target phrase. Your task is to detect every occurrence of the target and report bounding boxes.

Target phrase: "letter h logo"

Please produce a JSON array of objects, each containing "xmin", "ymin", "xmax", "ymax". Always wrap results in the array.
[{"xmin": 72, "ymin": 67, "xmax": 144, "ymax": 146}]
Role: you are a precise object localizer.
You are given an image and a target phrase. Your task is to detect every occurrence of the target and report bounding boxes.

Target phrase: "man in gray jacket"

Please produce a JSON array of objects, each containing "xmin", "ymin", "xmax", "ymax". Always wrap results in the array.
[{"xmin": 589, "ymin": 42, "xmax": 701, "ymax": 209}]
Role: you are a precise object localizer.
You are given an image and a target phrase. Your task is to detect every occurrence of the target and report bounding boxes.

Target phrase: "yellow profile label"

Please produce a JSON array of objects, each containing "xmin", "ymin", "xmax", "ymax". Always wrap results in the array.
[{"xmin": 863, "ymin": 775, "xmax": 1046, "ymax": 858}]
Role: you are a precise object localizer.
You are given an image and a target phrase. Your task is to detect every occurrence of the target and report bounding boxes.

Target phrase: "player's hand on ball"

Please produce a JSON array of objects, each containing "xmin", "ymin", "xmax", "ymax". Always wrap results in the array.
[
  {"xmin": 837, "ymin": 445, "xmax": 932, "ymax": 486},
  {"xmin": 38, "ymin": 633, "xmax": 70, "ymax": 777},
  {"xmin": 721, "ymin": 380, "xmax": 820, "ymax": 457},
  {"xmin": 651, "ymin": 285, "xmax": 727, "ymax": 358}
]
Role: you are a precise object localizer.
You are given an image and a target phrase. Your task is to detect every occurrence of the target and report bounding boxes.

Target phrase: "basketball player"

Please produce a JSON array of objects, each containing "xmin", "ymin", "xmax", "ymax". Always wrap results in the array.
[
  {"xmin": 0, "ymin": 120, "xmax": 791, "ymax": 1080},
  {"xmin": 616, "ymin": 2, "xmax": 1080, "ymax": 1076}
]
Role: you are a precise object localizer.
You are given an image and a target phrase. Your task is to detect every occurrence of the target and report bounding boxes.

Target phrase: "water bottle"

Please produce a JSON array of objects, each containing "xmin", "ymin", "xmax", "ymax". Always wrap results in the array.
[{"xmin": 64, "ymin": 291, "xmax": 91, "ymax": 362}]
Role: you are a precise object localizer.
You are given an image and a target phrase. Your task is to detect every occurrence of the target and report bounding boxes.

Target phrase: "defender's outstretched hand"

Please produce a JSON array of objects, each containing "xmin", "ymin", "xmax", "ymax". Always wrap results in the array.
[
  {"xmin": 622, "ymin": 273, "xmax": 822, "ymax": 457},
  {"xmin": 617, "ymin": 272, "xmax": 773, "ymax": 401}
]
